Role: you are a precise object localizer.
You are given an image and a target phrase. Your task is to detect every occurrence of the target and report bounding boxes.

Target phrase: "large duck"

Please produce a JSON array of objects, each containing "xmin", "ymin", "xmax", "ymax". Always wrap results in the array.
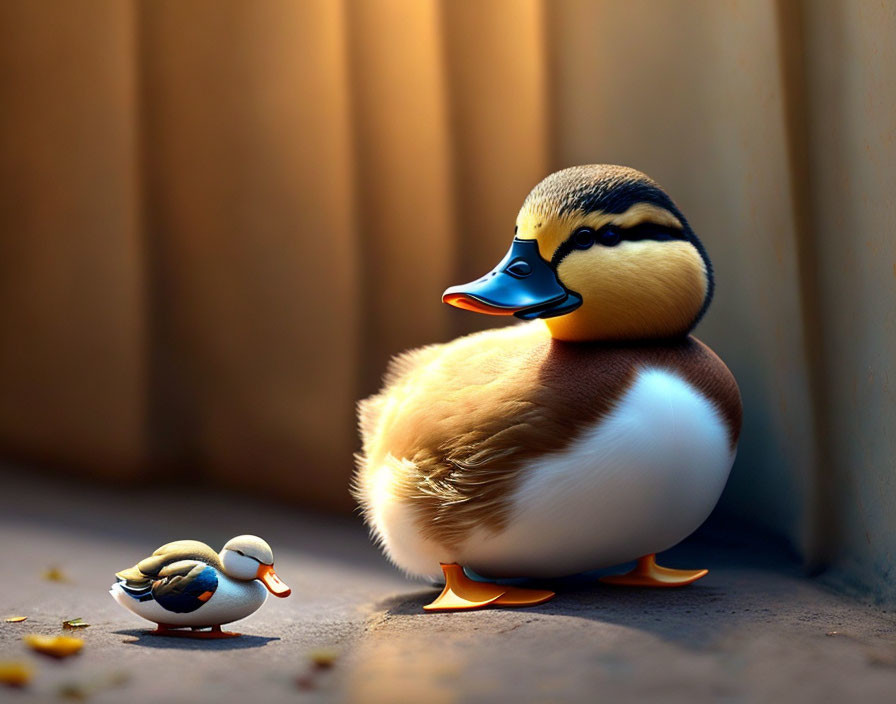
[{"xmin": 355, "ymin": 165, "xmax": 742, "ymax": 611}]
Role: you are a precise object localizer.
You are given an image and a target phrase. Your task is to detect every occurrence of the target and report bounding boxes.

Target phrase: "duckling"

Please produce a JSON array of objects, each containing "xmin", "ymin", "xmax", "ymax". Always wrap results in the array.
[
  {"xmin": 354, "ymin": 164, "xmax": 742, "ymax": 611},
  {"xmin": 110, "ymin": 535, "xmax": 291, "ymax": 637}
]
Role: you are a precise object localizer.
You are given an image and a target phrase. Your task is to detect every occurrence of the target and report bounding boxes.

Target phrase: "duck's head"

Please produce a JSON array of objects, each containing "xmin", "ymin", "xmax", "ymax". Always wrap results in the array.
[
  {"xmin": 219, "ymin": 535, "xmax": 291, "ymax": 597},
  {"xmin": 442, "ymin": 165, "xmax": 713, "ymax": 342}
]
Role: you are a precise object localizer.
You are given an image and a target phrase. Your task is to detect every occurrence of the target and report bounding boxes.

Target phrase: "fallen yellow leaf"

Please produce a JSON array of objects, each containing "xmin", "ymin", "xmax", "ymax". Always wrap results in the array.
[
  {"xmin": 4, "ymin": 616, "xmax": 26, "ymax": 623},
  {"xmin": 42, "ymin": 567, "xmax": 69, "ymax": 582},
  {"xmin": 308, "ymin": 647, "xmax": 339, "ymax": 669},
  {"xmin": 62, "ymin": 618, "xmax": 89, "ymax": 630},
  {"xmin": 23, "ymin": 634, "xmax": 83, "ymax": 658},
  {"xmin": 0, "ymin": 661, "xmax": 32, "ymax": 687}
]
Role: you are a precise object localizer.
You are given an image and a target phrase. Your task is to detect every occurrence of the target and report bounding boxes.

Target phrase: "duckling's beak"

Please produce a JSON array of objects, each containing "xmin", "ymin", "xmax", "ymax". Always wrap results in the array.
[
  {"xmin": 256, "ymin": 564, "xmax": 291, "ymax": 597},
  {"xmin": 442, "ymin": 239, "xmax": 582, "ymax": 319}
]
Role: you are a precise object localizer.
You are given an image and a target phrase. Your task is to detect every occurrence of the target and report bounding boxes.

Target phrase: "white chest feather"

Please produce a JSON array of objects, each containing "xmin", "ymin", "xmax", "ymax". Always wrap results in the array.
[{"xmin": 457, "ymin": 367, "xmax": 735, "ymax": 577}]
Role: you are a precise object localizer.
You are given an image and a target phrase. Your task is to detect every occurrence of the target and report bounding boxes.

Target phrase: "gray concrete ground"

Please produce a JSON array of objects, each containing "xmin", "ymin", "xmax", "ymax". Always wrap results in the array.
[{"xmin": 2, "ymin": 471, "xmax": 896, "ymax": 703}]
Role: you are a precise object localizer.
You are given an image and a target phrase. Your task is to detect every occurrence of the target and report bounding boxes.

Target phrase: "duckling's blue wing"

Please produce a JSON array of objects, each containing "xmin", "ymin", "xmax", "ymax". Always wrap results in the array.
[{"xmin": 150, "ymin": 560, "xmax": 219, "ymax": 613}]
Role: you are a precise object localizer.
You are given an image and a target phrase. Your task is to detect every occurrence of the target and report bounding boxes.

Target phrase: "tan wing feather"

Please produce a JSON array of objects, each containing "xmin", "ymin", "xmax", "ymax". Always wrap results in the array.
[{"xmin": 115, "ymin": 540, "xmax": 222, "ymax": 588}]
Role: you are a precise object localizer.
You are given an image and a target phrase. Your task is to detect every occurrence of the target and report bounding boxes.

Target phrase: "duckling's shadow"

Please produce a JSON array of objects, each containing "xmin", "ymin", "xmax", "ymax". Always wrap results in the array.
[{"xmin": 115, "ymin": 629, "xmax": 279, "ymax": 651}]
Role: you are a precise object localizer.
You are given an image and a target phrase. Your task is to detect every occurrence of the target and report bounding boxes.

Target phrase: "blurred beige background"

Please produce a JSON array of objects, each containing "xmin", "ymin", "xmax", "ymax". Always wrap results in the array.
[{"xmin": 0, "ymin": 0, "xmax": 894, "ymax": 600}]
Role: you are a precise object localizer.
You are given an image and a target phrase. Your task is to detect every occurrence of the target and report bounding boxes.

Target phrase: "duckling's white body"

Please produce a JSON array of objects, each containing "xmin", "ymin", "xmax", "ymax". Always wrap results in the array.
[
  {"xmin": 111, "ymin": 573, "xmax": 268, "ymax": 627},
  {"xmin": 110, "ymin": 535, "xmax": 290, "ymax": 632}
]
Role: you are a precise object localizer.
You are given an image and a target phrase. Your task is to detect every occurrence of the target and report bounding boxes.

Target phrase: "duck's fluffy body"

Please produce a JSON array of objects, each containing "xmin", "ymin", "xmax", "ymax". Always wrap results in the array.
[{"xmin": 356, "ymin": 321, "xmax": 740, "ymax": 580}]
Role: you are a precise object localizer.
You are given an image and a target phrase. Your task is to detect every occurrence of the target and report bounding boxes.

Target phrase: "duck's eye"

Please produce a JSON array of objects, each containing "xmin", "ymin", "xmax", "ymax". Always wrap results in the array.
[
  {"xmin": 505, "ymin": 259, "xmax": 532, "ymax": 278},
  {"xmin": 572, "ymin": 228, "xmax": 595, "ymax": 249},
  {"xmin": 599, "ymin": 228, "xmax": 622, "ymax": 247}
]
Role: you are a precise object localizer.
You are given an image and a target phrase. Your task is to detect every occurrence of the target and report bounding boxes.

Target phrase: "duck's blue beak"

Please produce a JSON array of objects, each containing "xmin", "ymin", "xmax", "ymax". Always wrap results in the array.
[{"xmin": 442, "ymin": 239, "xmax": 582, "ymax": 320}]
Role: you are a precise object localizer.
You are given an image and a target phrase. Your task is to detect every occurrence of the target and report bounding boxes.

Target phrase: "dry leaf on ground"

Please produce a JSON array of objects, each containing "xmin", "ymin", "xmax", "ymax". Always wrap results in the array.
[
  {"xmin": 23, "ymin": 634, "xmax": 84, "ymax": 658},
  {"xmin": 0, "ymin": 661, "xmax": 32, "ymax": 687},
  {"xmin": 309, "ymin": 647, "xmax": 339, "ymax": 669},
  {"xmin": 42, "ymin": 567, "xmax": 69, "ymax": 582}
]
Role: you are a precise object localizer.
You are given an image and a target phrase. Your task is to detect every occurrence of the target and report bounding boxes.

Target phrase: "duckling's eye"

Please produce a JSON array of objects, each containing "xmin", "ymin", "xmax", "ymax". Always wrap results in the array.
[
  {"xmin": 505, "ymin": 259, "xmax": 532, "ymax": 278},
  {"xmin": 599, "ymin": 228, "xmax": 622, "ymax": 247},
  {"xmin": 572, "ymin": 227, "xmax": 595, "ymax": 249}
]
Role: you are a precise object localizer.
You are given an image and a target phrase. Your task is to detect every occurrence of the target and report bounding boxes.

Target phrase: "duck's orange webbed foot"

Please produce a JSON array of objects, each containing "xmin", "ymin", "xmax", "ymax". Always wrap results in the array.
[
  {"xmin": 423, "ymin": 563, "xmax": 555, "ymax": 612},
  {"xmin": 599, "ymin": 554, "xmax": 707, "ymax": 587}
]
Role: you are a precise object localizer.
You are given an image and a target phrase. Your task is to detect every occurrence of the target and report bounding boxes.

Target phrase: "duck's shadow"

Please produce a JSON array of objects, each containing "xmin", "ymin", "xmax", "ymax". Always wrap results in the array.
[
  {"xmin": 376, "ymin": 531, "xmax": 799, "ymax": 651},
  {"xmin": 379, "ymin": 579, "xmax": 732, "ymax": 649},
  {"xmin": 115, "ymin": 629, "xmax": 279, "ymax": 651}
]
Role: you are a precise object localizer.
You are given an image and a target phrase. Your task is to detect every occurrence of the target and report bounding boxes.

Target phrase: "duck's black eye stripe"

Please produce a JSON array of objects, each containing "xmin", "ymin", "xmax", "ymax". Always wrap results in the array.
[
  {"xmin": 620, "ymin": 222, "xmax": 687, "ymax": 243},
  {"xmin": 551, "ymin": 223, "xmax": 687, "ymax": 268}
]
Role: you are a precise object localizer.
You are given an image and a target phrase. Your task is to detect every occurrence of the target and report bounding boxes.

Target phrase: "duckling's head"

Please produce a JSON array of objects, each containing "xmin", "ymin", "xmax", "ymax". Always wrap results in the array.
[
  {"xmin": 443, "ymin": 165, "xmax": 712, "ymax": 342},
  {"xmin": 220, "ymin": 535, "xmax": 291, "ymax": 597}
]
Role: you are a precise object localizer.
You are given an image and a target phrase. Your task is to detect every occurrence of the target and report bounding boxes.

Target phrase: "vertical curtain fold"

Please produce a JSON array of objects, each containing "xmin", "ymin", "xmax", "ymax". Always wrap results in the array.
[
  {"xmin": 138, "ymin": 0, "xmax": 359, "ymax": 508},
  {"xmin": 345, "ymin": 0, "xmax": 457, "ymax": 398},
  {"xmin": 438, "ymin": 0, "xmax": 551, "ymax": 339},
  {"xmin": 798, "ymin": 0, "xmax": 896, "ymax": 597},
  {"xmin": 0, "ymin": 0, "xmax": 147, "ymax": 478}
]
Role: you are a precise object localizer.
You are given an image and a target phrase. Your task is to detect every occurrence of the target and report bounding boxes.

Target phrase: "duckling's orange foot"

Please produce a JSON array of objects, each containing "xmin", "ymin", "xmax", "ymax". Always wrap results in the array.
[
  {"xmin": 149, "ymin": 624, "xmax": 241, "ymax": 639},
  {"xmin": 600, "ymin": 554, "xmax": 708, "ymax": 588},
  {"xmin": 423, "ymin": 563, "xmax": 555, "ymax": 612}
]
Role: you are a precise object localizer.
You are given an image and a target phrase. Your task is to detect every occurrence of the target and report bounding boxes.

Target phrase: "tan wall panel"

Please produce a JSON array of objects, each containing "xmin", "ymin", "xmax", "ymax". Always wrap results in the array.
[
  {"xmin": 0, "ymin": 1, "xmax": 146, "ymax": 475},
  {"xmin": 546, "ymin": 0, "xmax": 819, "ymax": 550},
  {"xmin": 140, "ymin": 0, "xmax": 359, "ymax": 508},
  {"xmin": 439, "ymin": 0, "xmax": 551, "ymax": 337},
  {"xmin": 346, "ymin": 0, "xmax": 457, "ymax": 394},
  {"xmin": 803, "ymin": 0, "xmax": 896, "ymax": 596}
]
